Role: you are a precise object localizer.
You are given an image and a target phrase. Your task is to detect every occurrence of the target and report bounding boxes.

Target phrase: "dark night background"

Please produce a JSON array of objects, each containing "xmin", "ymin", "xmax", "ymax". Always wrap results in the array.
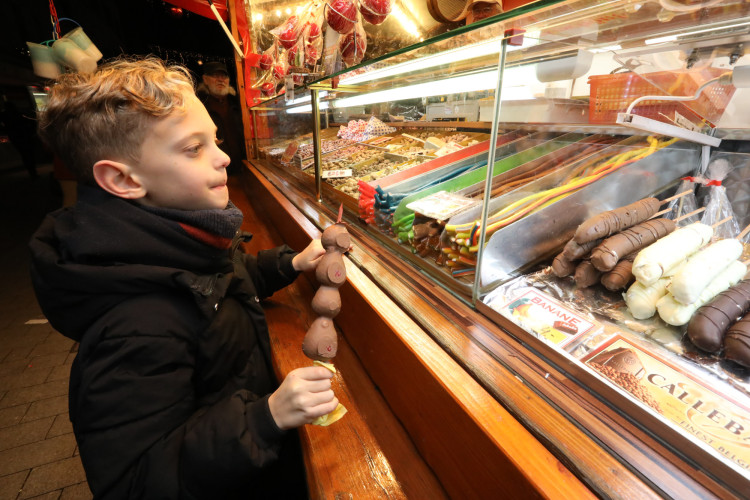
[
  {"xmin": 0, "ymin": 0, "xmax": 237, "ymax": 95},
  {"xmin": 0, "ymin": 0, "xmax": 239, "ymax": 168}
]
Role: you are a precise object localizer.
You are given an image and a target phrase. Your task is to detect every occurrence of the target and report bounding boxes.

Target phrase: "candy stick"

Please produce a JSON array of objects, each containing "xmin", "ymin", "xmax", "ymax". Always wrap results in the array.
[
  {"xmin": 674, "ymin": 207, "xmax": 705, "ymax": 223},
  {"xmin": 650, "ymin": 207, "xmax": 671, "ymax": 218},
  {"xmin": 713, "ymin": 216, "xmax": 733, "ymax": 230},
  {"xmin": 736, "ymin": 222, "xmax": 750, "ymax": 241},
  {"xmin": 660, "ymin": 189, "xmax": 692, "ymax": 205},
  {"xmin": 650, "ymin": 195, "xmax": 700, "ymax": 219}
]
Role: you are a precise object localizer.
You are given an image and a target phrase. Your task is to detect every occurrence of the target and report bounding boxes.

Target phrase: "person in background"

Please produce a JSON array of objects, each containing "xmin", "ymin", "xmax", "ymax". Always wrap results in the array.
[
  {"xmin": 29, "ymin": 56, "xmax": 336, "ymax": 499},
  {"xmin": 1, "ymin": 94, "xmax": 38, "ymax": 179},
  {"xmin": 196, "ymin": 60, "xmax": 246, "ymax": 176}
]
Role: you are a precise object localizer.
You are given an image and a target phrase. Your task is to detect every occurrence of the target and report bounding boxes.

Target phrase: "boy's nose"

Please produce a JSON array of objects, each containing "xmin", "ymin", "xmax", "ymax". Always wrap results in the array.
[{"xmin": 218, "ymin": 149, "xmax": 231, "ymax": 168}]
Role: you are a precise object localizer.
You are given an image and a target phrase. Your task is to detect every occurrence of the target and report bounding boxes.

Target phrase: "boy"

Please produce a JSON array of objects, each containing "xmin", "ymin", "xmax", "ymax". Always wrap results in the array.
[{"xmin": 29, "ymin": 57, "xmax": 337, "ymax": 499}]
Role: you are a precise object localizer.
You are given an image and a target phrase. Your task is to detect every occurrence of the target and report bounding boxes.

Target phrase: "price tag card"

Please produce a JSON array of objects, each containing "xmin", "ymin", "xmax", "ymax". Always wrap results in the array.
[
  {"xmin": 321, "ymin": 169, "xmax": 352, "ymax": 179},
  {"xmin": 281, "ymin": 141, "xmax": 298, "ymax": 164},
  {"xmin": 406, "ymin": 191, "xmax": 478, "ymax": 220}
]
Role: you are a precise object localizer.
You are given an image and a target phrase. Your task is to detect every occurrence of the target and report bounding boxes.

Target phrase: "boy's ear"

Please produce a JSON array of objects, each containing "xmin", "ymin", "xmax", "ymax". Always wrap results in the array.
[{"xmin": 92, "ymin": 160, "xmax": 147, "ymax": 199}]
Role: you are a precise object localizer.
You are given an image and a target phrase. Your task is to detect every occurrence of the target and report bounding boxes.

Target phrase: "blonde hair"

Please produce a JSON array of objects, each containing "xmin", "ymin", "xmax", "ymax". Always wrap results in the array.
[{"xmin": 38, "ymin": 56, "xmax": 195, "ymax": 185}]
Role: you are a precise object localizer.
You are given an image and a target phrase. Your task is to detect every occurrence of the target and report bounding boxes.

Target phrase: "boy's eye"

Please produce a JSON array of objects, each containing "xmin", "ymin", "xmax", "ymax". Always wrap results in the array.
[{"xmin": 186, "ymin": 144, "xmax": 202, "ymax": 155}]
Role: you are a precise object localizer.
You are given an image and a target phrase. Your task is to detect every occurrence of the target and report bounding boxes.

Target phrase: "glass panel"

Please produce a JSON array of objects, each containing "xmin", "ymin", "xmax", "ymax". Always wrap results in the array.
[
  {"xmin": 241, "ymin": 0, "xmax": 750, "ymax": 491},
  {"xmin": 251, "ymin": 90, "xmax": 321, "ymax": 195}
]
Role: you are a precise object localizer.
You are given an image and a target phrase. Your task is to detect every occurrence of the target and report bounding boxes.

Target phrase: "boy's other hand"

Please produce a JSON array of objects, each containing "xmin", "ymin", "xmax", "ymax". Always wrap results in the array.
[
  {"xmin": 268, "ymin": 366, "xmax": 338, "ymax": 430},
  {"xmin": 292, "ymin": 239, "xmax": 325, "ymax": 272}
]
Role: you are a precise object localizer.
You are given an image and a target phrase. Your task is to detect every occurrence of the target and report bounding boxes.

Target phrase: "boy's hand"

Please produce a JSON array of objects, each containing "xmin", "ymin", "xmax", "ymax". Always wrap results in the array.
[
  {"xmin": 268, "ymin": 366, "xmax": 338, "ymax": 430},
  {"xmin": 292, "ymin": 239, "xmax": 325, "ymax": 272}
]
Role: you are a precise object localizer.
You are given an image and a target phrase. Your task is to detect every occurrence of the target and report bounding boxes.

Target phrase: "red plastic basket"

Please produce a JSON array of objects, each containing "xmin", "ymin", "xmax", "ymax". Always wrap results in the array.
[{"xmin": 588, "ymin": 68, "xmax": 735, "ymax": 127}]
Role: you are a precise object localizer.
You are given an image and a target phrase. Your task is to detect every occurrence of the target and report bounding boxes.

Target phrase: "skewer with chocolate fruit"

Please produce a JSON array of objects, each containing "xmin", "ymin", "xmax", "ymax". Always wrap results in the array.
[{"xmin": 302, "ymin": 221, "xmax": 350, "ymax": 426}]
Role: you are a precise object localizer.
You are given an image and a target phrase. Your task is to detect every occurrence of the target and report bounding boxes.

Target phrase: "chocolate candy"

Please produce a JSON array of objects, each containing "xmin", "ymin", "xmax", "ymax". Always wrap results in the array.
[
  {"xmin": 687, "ymin": 280, "xmax": 750, "ymax": 353},
  {"xmin": 725, "ymin": 315, "xmax": 750, "ymax": 368}
]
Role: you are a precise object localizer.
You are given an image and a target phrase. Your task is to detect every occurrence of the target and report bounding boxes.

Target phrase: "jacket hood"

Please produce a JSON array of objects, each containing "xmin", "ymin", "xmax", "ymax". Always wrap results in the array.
[{"xmin": 29, "ymin": 186, "xmax": 237, "ymax": 341}]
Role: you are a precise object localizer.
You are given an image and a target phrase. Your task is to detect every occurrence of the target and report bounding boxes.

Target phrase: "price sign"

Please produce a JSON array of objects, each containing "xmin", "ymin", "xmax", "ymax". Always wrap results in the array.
[{"xmin": 321, "ymin": 169, "xmax": 353, "ymax": 179}]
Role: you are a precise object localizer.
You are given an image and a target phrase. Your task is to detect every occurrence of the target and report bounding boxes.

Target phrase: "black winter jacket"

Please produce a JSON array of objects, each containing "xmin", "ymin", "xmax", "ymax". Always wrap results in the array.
[{"xmin": 29, "ymin": 186, "xmax": 305, "ymax": 499}]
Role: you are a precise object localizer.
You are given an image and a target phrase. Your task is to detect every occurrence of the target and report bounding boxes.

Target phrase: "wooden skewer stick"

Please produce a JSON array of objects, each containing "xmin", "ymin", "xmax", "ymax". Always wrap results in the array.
[
  {"xmin": 660, "ymin": 189, "xmax": 693, "ymax": 205},
  {"xmin": 736, "ymin": 222, "xmax": 750, "ymax": 241},
  {"xmin": 674, "ymin": 207, "xmax": 705, "ymax": 223},
  {"xmin": 712, "ymin": 215, "xmax": 733, "ymax": 230},
  {"xmin": 650, "ymin": 207, "xmax": 672, "ymax": 218}
]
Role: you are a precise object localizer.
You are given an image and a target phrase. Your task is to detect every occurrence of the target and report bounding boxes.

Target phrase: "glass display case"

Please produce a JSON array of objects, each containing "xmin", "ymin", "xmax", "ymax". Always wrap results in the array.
[{"xmin": 239, "ymin": 0, "xmax": 750, "ymax": 496}]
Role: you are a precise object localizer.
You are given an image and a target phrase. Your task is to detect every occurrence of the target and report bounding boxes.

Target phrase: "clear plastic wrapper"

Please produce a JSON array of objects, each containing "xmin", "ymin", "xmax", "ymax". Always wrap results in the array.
[
  {"xmin": 699, "ymin": 158, "xmax": 741, "ymax": 239},
  {"xmin": 251, "ymin": 70, "xmax": 279, "ymax": 97},
  {"xmin": 259, "ymin": 47, "xmax": 275, "ymax": 71},
  {"xmin": 339, "ymin": 19, "xmax": 367, "ymax": 67},
  {"xmin": 272, "ymin": 58, "xmax": 289, "ymax": 82},
  {"xmin": 326, "ymin": 0, "xmax": 358, "ymax": 34},
  {"xmin": 388, "ymin": 102, "xmax": 425, "ymax": 121},
  {"xmin": 359, "ymin": 0, "xmax": 392, "ymax": 25},
  {"xmin": 272, "ymin": 14, "xmax": 302, "ymax": 49},
  {"xmin": 286, "ymin": 40, "xmax": 303, "ymax": 68},
  {"xmin": 666, "ymin": 178, "xmax": 700, "ymax": 224}
]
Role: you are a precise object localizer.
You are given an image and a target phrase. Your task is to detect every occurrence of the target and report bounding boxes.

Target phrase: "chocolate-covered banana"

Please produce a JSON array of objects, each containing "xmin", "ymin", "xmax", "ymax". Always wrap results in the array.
[
  {"xmin": 725, "ymin": 317, "xmax": 750, "ymax": 368},
  {"xmin": 552, "ymin": 253, "xmax": 577, "ymax": 278},
  {"xmin": 669, "ymin": 238, "xmax": 743, "ymax": 305},
  {"xmin": 600, "ymin": 253, "xmax": 636, "ymax": 291},
  {"xmin": 590, "ymin": 218, "xmax": 675, "ymax": 272},
  {"xmin": 632, "ymin": 222, "xmax": 713, "ymax": 287},
  {"xmin": 574, "ymin": 260, "xmax": 601, "ymax": 288},
  {"xmin": 562, "ymin": 238, "xmax": 600, "ymax": 261},
  {"xmin": 687, "ymin": 279, "xmax": 750, "ymax": 353},
  {"xmin": 574, "ymin": 197, "xmax": 661, "ymax": 244},
  {"xmin": 657, "ymin": 261, "xmax": 746, "ymax": 327}
]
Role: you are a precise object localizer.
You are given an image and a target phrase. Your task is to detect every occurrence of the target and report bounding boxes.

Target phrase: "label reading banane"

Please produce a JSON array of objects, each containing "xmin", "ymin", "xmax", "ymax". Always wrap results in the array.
[{"xmin": 498, "ymin": 288, "xmax": 600, "ymax": 347}]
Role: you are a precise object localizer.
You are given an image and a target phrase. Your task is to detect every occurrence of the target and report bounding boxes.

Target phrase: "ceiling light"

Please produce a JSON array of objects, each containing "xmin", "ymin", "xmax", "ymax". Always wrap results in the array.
[{"xmin": 340, "ymin": 32, "xmax": 539, "ymax": 86}]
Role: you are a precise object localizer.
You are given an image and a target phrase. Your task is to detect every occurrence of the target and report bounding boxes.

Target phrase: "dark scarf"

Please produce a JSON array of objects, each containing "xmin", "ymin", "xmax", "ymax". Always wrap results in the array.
[{"xmin": 139, "ymin": 201, "xmax": 244, "ymax": 249}]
